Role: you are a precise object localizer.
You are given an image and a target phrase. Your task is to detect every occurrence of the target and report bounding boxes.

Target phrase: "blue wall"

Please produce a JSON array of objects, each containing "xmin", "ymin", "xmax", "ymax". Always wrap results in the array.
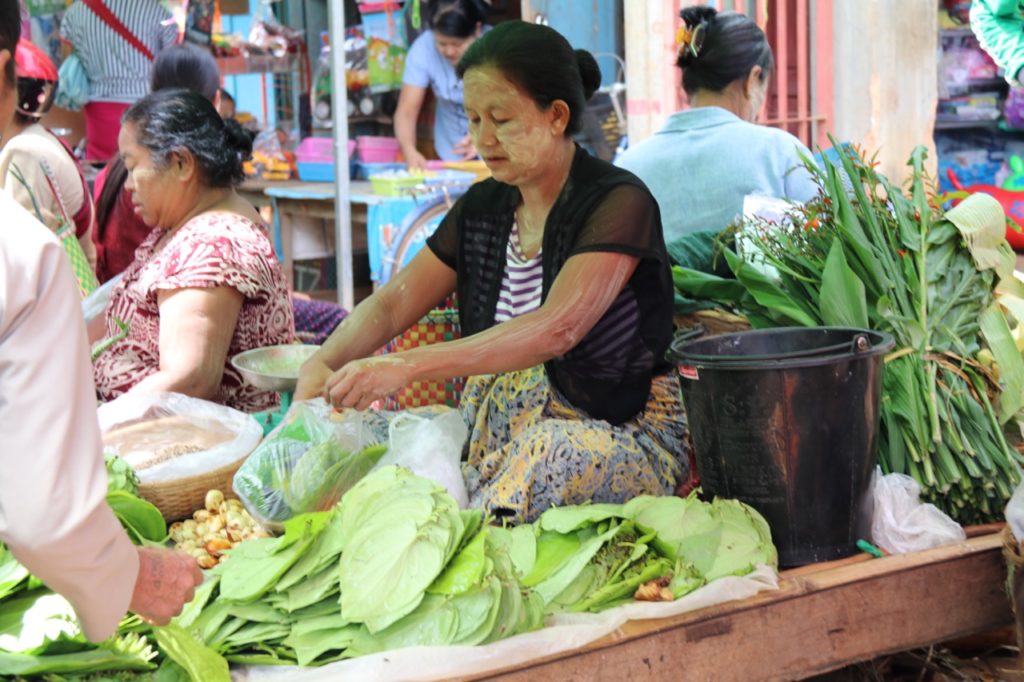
[{"xmin": 527, "ymin": 0, "xmax": 623, "ymax": 88}]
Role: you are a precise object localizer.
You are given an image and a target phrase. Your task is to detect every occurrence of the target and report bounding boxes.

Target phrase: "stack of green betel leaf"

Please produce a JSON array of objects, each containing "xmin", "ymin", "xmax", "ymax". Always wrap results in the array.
[
  {"xmin": 174, "ymin": 466, "xmax": 544, "ymax": 667},
  {"xmin": 522, "ymin": 494, "xmax": 776, "ymax": 612},
  {"xmin": 169, "ymin": 467, "xmax": 776, "ymax": 671},
  {"xmin": 1, "ymin": 465, "xmax": 778, "ymax": 680},
  {"xmin": 673, "ymin": 141, "xmax": 1024, "ymax": 524}
]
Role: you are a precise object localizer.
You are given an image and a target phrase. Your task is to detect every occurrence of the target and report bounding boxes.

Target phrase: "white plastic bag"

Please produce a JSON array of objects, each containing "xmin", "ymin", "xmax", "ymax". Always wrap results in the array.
[
  {"xmin": 1005, "ymin": 478, "xmax": 1024, "ymax": 542},
  {"xmin": 81, "ymin": 272, "xmax": 121, "ymax": 325},
  {"xmin": 870, "ymin": 467, "xmax": 965, "ymax": 554},
  {"xmin": 97, "ymin": 392, "xmax": 262, "ymax": 484},
  {"xmin": 375, "ymin": 410, "xmax": 469, "ymax": 508}
]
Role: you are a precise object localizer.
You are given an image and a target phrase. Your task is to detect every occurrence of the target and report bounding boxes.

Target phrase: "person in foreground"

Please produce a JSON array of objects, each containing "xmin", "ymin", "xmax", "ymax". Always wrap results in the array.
[
  {"xmin": 92, "ymin": 88, "xmax": 295, "ymax": 412},
  {"xmin": 297, "ymin": 21, "xmax": 688, "ymax": 523},
  {"xmin": 616, "ymin": 5, "xmax": 817, "ymax": 243},
  {"xmin": 0, "ymin": 0, "xmax": 201, "ymax": 641}
]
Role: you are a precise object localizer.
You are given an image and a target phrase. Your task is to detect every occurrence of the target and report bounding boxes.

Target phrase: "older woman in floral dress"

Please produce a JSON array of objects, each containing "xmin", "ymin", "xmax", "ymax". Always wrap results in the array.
[{"xmin": 93, "ymin": 89, "xmax": 294, "ymax": 412}]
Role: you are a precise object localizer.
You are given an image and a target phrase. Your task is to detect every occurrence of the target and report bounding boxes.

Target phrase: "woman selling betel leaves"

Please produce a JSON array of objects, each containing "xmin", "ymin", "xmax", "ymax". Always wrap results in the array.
[{"xmin": 297, "ymin": 21, "xmax": 691, "ymax": 524}]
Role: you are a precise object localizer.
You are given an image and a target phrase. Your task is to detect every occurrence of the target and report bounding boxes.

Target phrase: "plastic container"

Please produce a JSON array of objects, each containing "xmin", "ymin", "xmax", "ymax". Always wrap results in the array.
[
  {"xmin": 356, "ymin": 135, "xmax": 400, "ymax": 163},
  {"xmin": 295, "ymin": 138, "xmax": 357, "ymax": 181},
  {"xmin": 354, "ymin": 161, "xmax": 405, "ymax": 180},
  {"xmin": 424, "ymin": 169, "xmax": 476, "ymax": 186},
  {"xmin": 668, "ymin": 327, "xmax": 894, "ymax": 566},
  {"xmin": 296, "ymin": 162, "xmax": 335, "ymax": 182},
  {"xmin": 369, "ymin": 170, "xmax": 426, "ymax": 197}
]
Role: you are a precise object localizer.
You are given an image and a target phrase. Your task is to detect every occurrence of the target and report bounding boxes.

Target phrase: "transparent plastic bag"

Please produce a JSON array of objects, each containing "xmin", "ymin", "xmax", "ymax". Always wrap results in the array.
[
  {"xmin": 374, "ymin": 410, "xmax": 469, "ymax": 508},
  {"xmin": 97, "ymin": 392, "xmax": 262, "ymax": 483},
  {"xmin": 870, "ymin": 467, "xmax": 965, "ymax": 554},
  {"xmin": 233, "ymin": 399, "xmax": 385, "ymax": 529}
]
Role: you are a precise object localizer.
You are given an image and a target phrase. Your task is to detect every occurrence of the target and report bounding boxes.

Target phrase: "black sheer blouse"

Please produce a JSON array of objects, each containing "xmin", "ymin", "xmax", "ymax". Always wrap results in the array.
[{"xmin": 427, "ymin": 145, "xmax": 675, "ymax": 424}]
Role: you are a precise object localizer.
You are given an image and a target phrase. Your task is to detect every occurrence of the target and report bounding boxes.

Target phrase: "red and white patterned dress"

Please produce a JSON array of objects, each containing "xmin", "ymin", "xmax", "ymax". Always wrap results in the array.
[{"xmin": 93, "ymin": 212, "xmax": 295, "ymax": 412}]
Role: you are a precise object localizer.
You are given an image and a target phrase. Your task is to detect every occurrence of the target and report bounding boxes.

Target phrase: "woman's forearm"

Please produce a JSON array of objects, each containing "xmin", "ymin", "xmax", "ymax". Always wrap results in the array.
[
  {"xmin": 312, "ymin": 290, "xmax": 406, "ymax": 371},
  {"xmin": 393, "ymin": 107, "xmax": 419, "ymax": 158},
  {"xmin": 400, "ymin": 307, "xmax": 574, "ymax": 381},
  {"xmin": 400, "ymin": 252, "xmax": 640, "ymax": 381},
  {"xmin": 129, "ymin": 368, "xmax": 222, "ymax": 401}
]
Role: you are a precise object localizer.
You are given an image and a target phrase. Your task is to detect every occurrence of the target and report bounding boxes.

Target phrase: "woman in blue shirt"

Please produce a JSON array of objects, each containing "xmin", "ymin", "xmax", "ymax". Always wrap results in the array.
[
  {"xmin": 617, "ymin": 6, "xmax": 817, "ymax": 244},
  {"xmin": 394, "ymin": 0, "xmax": 489, "ymax": 169}
]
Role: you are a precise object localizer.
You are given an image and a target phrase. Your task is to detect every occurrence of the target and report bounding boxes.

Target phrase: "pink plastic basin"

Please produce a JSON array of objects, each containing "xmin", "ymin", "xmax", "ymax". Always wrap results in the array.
[
  {"xmin": 356, "ymin": 135, "xmax": 400, "ymax": 163},
  {"xmin": 296, "ymin": 137, "xmax": 357, "ymax": 163}
]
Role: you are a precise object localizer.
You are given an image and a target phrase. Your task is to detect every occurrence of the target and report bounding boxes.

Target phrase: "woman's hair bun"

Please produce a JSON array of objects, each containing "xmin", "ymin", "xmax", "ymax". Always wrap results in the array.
[
  {"xmin": 222, "ymin": 118, "xmax": 254, "ymax": 159},
  {"xmin": 680, "ymin": 5, "xmax": 717, "ymax": 28},
  {"xmin": 575, "ymin": 49, "xmax": 601, "ymax": 101}
]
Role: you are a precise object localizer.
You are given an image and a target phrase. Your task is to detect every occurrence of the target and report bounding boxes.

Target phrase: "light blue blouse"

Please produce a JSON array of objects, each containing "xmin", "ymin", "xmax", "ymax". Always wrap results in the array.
[
  {"xmin": 617, "ymin": 107, "xmax": 818, "ymax": 243},
  {"xmin": 403, "ymin": 29, "xmax": 487, "ymax": 161}
]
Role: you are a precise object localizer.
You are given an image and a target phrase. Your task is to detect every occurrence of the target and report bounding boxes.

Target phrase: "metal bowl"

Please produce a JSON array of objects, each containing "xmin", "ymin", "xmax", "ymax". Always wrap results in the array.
[{"xmin": 231, "ymin": 344, "xmax": 320, "ymax": 393}]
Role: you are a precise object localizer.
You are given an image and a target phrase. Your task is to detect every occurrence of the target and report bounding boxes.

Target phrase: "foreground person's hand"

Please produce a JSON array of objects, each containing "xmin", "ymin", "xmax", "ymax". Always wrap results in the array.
[
  {"xmin": 128, "ymin": 547, "xmax": 204, "ymax": 625},
  {"xmin": 324, "ymin": 356, "xmax": 413, "ymax": 410}
]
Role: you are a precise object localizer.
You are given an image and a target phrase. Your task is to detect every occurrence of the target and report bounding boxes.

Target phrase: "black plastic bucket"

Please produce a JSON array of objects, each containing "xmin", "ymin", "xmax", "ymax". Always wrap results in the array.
[{"xmin": 668, "ymin": 327, "xmax": 894, "ymax": 566}]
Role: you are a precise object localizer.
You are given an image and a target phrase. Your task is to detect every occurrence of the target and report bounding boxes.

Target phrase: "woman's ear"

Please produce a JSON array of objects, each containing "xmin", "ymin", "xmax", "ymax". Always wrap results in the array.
[
  {"xmin": 171, "ymin": 148, "xmax": 199, "ymax": 182},
  {"xmin": 743, "ymin": 65, "xmax": 764, "ymax": 99},
  {"xmin": 549, "ymin": 99, "xmax": 571, "ymax": 135}
]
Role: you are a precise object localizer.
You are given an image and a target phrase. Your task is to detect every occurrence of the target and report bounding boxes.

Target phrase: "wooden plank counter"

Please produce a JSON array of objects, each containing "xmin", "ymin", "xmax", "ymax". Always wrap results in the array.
[{"xmin": 464, "ymin": 533, "xmax": 1011, "ymax": 682}]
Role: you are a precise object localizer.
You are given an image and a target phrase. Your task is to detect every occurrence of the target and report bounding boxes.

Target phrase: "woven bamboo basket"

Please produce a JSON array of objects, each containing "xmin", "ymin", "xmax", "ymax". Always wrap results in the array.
[
  {"xmin": 138, "ymin": 457, "xmax": 247, "ymax": 522},
  {"xmin": 138, "ymin": 451, "xmax": 251, "ymax": 522},
  {"xmin": 674, "ymin": 308, "xmax": 751, "ymax": 338}
]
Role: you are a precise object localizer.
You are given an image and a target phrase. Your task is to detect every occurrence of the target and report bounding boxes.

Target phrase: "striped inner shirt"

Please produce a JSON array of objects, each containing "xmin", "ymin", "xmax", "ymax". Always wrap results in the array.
[
  {"xmin": 493, "ymin": 219, "xmax": 543, "ymax": 324},
  {"xmin": 59, "ymin": 1, "xmax": 176, "ymax": 103}
]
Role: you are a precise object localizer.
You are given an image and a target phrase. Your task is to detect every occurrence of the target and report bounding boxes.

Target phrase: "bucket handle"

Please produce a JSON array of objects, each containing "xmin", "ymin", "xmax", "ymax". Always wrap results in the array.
[
  {"xmin": 681, "ymin": 333, "xmax": 877, "ymax": 364},
  {"xmin": 852, "ymin": 333, "xmax": 871, "ymax": 353},
  {"xmin": 674, "ymin": 324, "xmax": 705, "ymax": 343}
]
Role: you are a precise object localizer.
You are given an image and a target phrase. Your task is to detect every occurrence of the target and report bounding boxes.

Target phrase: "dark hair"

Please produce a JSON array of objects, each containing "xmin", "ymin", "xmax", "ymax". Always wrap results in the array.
[
  {"xmin": 122, "ymin": 88, "xmax": 252, "ymax": 188},
  {"xmin": 457, "ymin": 21, "xmax": 601, "ymax": 137},
  {"xmin": 150, "ymin": 43, "xmax": 220, "ymax": 101},
  {"xmin": 0, "ymin": 0, "xmax": 20, "ymax": 85},
  {"xmin": 431, "ymin": 0, "xmax": 489, "ymax": 38},
  {"xmin": 676, "ymin": 7, "xmax": 773, "ymax": 96},
  {"xmin": 99, "ymin": 49, "xmax": 224, "ymax": 231}
]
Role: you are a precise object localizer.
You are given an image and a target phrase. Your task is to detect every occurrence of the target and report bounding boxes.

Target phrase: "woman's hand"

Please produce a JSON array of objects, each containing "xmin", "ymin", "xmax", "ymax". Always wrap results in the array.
[
  {"xmin": 295, "ymin": 356, "xmax": 333, "ymax": 400},
  {"xmin": 129, "ymin": 547, "xmax": 204, "ymax": 626},
  {"xmin": 323, "ymin": 355, "xmax": 414, "ymax": 410},
  {"xmin": 405, "ymin": 149, "xmax": 429, "ymax": 171},
  {"xmin": 453, "ymin": 134, "xmax": 477, "ymax": 160}
]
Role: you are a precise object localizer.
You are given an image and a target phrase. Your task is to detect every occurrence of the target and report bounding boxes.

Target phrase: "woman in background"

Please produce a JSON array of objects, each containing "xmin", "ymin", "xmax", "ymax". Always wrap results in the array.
[
  {"xmin": 393, "ymin": 0, "xmax": 490, "ymax": 169},
  {"xmin": 92, "ymin": 43, "xmax": 219, "ymax": 283},
  {"xmin": 93, "ymin": 44, "xmax": 347, "ymax": 343},
  {"xmin": 93, "ymin": 89, "xmax": 294, "ymax": 411},
  {"xmin": 59, "ymin": 0, "xmax": 177, "ymax": 162},
  {"xmin": 617, "ymin": 6, "xmax": 817, "ymax": 244},
  {"xmin": 0, "ymin": 39, "xmax": 96, "ymax": 272}
]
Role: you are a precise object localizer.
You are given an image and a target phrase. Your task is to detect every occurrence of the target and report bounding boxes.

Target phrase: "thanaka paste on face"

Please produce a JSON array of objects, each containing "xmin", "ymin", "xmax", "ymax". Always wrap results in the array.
[{"xmin": 463, "ymin": 66, "xmax": 563, "ymax": 186}]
